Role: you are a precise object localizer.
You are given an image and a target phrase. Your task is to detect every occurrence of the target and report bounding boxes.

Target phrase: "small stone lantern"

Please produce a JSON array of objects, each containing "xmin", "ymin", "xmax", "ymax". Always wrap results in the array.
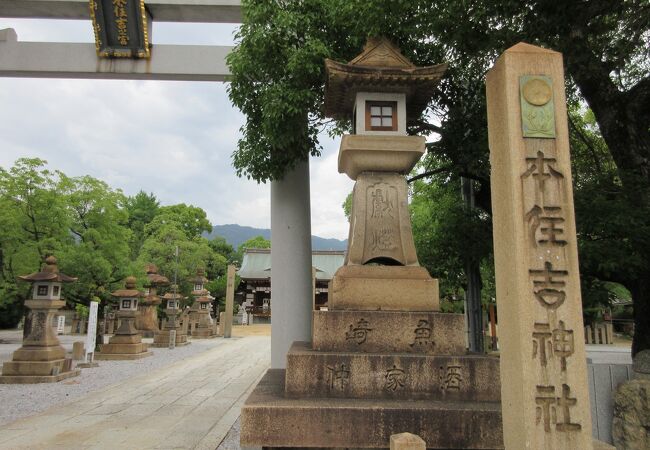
[
  {"xmin": 96, "ymin": 276, "xmax": 152, "ymax": 360},
  {"xmin": 136, "ymin": 264, "xmax": 168, "ymax": 337},
  {"xmin": 189, "ymin": 268, "xmax": 216, "ymax": 339},
  {"xmin": 324, "ymin": 37, "xmax": 446, "ymax": 311},
  {"xmin": 152, "ymin": 285, "xmax": 189, "ymax": 347},
  {"xmin": 0, "ymin": 256, "xmax": 80, "ymax": 383}
]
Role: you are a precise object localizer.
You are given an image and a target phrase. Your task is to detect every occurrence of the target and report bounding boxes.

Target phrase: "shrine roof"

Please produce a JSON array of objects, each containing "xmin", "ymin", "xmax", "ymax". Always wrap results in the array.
[
  {"xmin": 324, "ymin": 37, "xmax": 447, "ymax": 121},
  {"xmin": 238, "ymin": 248, "xmax": 345, "ymax": 281}
]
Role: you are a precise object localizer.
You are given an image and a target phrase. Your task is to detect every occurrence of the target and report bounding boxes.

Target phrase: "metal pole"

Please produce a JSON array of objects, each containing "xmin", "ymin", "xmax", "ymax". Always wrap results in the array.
[{"xmin": 461, "ymin": 176, "xmax": 484, "ymax": 353}]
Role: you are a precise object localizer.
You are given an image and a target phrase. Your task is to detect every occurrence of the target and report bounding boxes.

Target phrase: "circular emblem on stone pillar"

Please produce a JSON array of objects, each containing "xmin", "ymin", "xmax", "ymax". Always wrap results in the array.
[{"xmin": 522, "ymin": 78, "xmax": 552, "ymax": 106}]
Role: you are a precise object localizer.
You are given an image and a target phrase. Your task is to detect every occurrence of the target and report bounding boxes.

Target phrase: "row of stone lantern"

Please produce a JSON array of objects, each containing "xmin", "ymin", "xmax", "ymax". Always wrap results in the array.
[{"xmin": 0, "ymin": 255, "xmax": 219, "ymax": 383}]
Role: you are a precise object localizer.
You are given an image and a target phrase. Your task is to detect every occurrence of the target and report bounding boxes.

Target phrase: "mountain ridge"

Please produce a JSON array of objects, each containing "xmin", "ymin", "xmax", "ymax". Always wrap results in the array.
[{"xmin": 203, "ymin": 223, "xmax": 347, "ymax": 251}]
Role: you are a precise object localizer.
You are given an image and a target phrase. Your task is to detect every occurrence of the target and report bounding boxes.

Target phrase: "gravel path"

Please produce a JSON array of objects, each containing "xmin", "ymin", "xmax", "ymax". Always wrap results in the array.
[{"xmin": 0, "ymin": 330, "xmax": 226, "ymax": 427}]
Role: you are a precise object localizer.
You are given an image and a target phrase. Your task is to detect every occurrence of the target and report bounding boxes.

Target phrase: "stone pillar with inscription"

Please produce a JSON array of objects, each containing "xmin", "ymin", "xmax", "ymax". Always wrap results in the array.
[
  {"xmin": 241, "ymin": 38, "xmax": 503, "ymax": 449},
  {"xmin": 0, "ymin": 256, "xmax": 80, "ymax": 383},
  {"xmin": 486, "ymin": 43, "xmax": 593, "ymax": 449}
]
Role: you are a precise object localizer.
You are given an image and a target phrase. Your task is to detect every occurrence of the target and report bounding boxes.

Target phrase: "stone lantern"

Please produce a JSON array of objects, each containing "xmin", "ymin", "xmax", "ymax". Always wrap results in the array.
[
  {"xmin": 189, "ymin": 268, "xmax": 216, "ymax": 339},
  {"xmin": 324, "ymin": 36, "xmax": 446, "ymax": 309},
  {"xmin": 0, "ymin": 256, "xmax": 80, "ymax": 383},
  {"xmin": 152, "ymin": 285, "xmax": 189, "ymax": 347},
  {"xmin": 96, "ymin": 276, "xmax": 152, "ymax": 360},
  {"xmin": 241, "ymin": 39, "xmax": 503, "ymax": 449},
  {"xmin": 136, "ymin": 264, "xmax": 169, "ymax": 337}
]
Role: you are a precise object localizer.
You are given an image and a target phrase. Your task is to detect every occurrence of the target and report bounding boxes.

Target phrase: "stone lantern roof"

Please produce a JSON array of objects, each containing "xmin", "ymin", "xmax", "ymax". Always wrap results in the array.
[
  {"xmin": 144, "ymin": 264, "xmax": 169, "ymax": 287},
  {"xmin": 111, "ymin": 276, "xmax": 143, "ymax": 298},
  {"xmin": 189, "ymin": 267, "xmax": 209, "ymax": 285},
  {"xmin": 324, "ymin": 37, "xmax": 447, "ymax": 122},
  {"xmin": 162, "ymin": 285, "xmax": 184, "ymax": 301},
  {"xmin": 196, "ymin": 294, "xmax": 214, "ymax": 304},
  {"xmin": 17, "ymin": 255, "xmax": 77, "ymax": 283}
]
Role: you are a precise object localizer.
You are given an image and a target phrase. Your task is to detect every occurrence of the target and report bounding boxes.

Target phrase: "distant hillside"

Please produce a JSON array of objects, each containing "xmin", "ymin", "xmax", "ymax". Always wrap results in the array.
[{"xmin": 204, "ymin": 224, "xmax": 347, "ymax": 251}]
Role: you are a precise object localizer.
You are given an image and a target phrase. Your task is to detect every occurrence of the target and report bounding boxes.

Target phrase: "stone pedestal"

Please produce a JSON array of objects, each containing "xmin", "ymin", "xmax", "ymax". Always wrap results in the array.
[
  {"xmin": 0, "ymin": 299, "xmax": 80, "ymax": 383},
  {"xmin": 192, "ymin": 308, "xmax": 217, "ymax": 339},
  {"xmin": 241, "ymin": 312, "xmax": 503, "ymax": 449},
  {"xmin": 152, "ymin": 311, "xmax": 189, "ymax": 347},
  {"xmin": 96, "ymin": 310, "xmax": 152, "ymax": 360},
  {"xmin": 136, "ymin": 303, "xmax": 160, "ymax": 338}
]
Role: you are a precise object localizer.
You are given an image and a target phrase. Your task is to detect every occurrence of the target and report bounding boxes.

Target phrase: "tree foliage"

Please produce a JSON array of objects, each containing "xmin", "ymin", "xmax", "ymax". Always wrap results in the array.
[{"xmin": 0, "ymin": 159, "xmax": 230, "ymax": 328}]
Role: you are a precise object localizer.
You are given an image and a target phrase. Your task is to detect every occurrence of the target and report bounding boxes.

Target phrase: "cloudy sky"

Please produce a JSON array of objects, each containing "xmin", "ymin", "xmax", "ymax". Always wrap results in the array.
[{"xmin": 0, "ymin": 18, "xmax": 354, "ymax": 240}]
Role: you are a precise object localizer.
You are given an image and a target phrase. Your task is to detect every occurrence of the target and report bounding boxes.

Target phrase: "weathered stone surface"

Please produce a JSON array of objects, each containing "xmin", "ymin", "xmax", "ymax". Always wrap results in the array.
[
  {"xmin": 136, "ymin": 304, "xmax": 159, "ymax": 336},
  {"xmin": 328, "ymin": 265, "xmax": 439, "ymax": 311},
  {"xmin": 241, "ymin": 369, "xmax": 504, "ymax": 449},
  {"xmin": 72, "ymin": 341, "xmax": 85, "ymax": 360},
  {"xmin": 152, "ymin": 329, "xmax": 189, "ymax": 346},
  {"xmin": 613, "ymin": 379, "xmax": 650, "ymax": 450},
  {"xmin": 2, "ymin": 359, "xmax": 69, "ymax": 377},
  {"xmin": 0, "ymin": 368, "xmax": 80, "ymax": 384},
  {"xmin": 285, "ymin": 342, "xmax": 499, "ymax": 401},
  {"xmin": 192, "ymin": 327, "xmax": 217, "ymax": 339},
  {"xmin": 593, "ymin": 438, "xmax": 616, "ymax": 449},
  {"xmin": 11, "ymin": 345, "xmax": 65, "ymax": 361},
  {"xmin": 345, "ymin": 172, "xmax": 418, "ymax": 267},
  {"xmin": 98, "ymin": 342, "xmax": 148, "ymax": 354},
  {"xmin": 313, "ymin": 310, "xmax": 464, "ymax": 355},
  {"xmin": 94, "ymin": 351, "xmax": 152, "ymax": 361},
  {"xmin": 338, "ymin": 135, "xmax": 425, "ymax": 180},
  {"xmin": 633, "ymin": 350, "xmax": 650, "ymax": 377},
  {"xmin": 390, "ymin": 432, "xmax": 425, "ymax": 450}
]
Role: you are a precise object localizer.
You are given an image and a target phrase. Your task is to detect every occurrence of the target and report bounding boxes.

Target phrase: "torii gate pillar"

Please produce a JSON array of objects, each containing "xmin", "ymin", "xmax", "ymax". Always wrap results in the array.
[{"xmin": 270, "ymin": 159, "xmax": 313, "ymax": 369}]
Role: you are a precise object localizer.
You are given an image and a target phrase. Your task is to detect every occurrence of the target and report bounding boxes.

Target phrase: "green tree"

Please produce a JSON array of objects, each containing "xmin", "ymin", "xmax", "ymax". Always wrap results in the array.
[
  {"xmin": 144, "ymin": 203, "xmax": 212, "ymax": 240},
  {"xmin": 234, "ymin": 235, "xmax": 271, "ymax": 264},
  {"xmin": 58, "ymin": 174, "xmax": 132, "ymax": 307},
  {"xmin": 0, "ymin": 159, "xmax": 69, "ymax": 328},
  {"xmin": 125, "ymin": 191, "xmax": 160, "ymax": 258},
  {"xmin": 229, "ymin": 0, "xmax": 650, "ymax": 354},
  {"xmin": 209, "ymin": 236, "xmax": 236, "ymax": 262}
]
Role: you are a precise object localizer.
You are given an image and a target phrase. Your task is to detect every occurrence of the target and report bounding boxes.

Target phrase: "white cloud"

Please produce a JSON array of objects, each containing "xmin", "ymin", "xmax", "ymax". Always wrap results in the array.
[{"xmin": 0, "ymin": 19, "xmax": 352, "ymax": 240}]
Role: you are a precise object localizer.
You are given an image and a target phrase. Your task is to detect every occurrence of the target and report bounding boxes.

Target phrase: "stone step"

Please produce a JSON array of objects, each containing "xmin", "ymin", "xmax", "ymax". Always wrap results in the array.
[
  {"xmin": 241, "ymin": 369, "xmax": 504, "ymax": 449},
  {"xmin": 285, "ymin": 342, "xmax": 500, "ymax": 402},
  {"xmin": 313, "ymin": 310, "xmax": 466, "ymax": 355}
]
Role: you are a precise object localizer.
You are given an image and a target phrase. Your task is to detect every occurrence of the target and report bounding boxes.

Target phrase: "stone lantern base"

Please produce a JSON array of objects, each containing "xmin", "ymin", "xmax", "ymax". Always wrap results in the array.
[
  {"xmin": 191, "ymin": 326, "xmax": 216, "ymax": 339},
  {"xmin": 151, "ymin": 329, "xmax": 190, "ymax": 347},
  {"xmin": 95, "ymin": 333, "xmax": 152, "ymax": 360},
  {"xmin": 96, "ymin": 312, "xmax": 152, "ymax": 360},
  {"xmin": 0, "ymin": 299, "xmax": 80, "ymax": 384},
  {"xmin": 0, "ymin": 356, "xmax": 80, "ymax": 384}
]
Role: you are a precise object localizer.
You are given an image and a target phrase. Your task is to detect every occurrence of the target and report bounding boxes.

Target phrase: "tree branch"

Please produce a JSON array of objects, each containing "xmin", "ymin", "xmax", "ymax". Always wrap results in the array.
[{"xmin": 407, "ymin": 165, "xmax": 453, "ymax": 183}]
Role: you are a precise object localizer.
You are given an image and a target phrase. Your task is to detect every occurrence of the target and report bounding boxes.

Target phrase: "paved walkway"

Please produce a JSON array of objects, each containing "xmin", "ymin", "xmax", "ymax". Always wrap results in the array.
[{"xmin": 0, "ymin": 335, "xmax": 270, "ymax": 450}]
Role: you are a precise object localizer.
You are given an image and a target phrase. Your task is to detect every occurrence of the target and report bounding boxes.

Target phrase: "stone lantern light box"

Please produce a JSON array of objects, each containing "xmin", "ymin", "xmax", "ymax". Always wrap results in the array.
[{"xmin": 325, "ymin": 37, "xmax": 446, "ymax": 138}]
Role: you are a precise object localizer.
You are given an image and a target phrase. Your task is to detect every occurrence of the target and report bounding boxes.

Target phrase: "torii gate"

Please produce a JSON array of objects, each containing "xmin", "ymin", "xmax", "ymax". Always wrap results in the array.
[{"xmin": 0, "ymin": 0, "xmax": 312, "ymax": 369}]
